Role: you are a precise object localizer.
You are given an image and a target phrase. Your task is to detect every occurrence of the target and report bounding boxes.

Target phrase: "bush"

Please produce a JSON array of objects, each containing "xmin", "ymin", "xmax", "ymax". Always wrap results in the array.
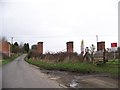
[{"xmin": 1, "ymin": 52, "xmax": 9, "ymax": 59}]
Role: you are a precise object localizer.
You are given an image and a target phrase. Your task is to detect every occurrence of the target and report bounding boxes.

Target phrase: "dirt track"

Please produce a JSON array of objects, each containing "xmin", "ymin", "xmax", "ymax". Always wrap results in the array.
[{"xmin": 40, "ymin": 69, "xmax": 118, "ymax": 88}]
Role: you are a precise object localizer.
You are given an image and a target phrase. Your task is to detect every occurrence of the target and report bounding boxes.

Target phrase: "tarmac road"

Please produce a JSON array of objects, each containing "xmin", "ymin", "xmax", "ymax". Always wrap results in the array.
[{"xmin": 2, "ymin": 54, "xmax": 61, "ymax": 88}]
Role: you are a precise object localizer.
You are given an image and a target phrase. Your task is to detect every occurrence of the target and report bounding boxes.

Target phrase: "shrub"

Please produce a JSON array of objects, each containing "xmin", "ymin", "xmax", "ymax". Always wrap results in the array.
[{"xmin": 27, "ymin": 51, "xmax": 84, "ymax": 63}]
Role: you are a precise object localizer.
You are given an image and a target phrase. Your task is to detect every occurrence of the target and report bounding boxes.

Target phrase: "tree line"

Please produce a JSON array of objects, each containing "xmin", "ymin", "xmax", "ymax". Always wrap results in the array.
[
  {"xmin": 1, "ymin": 37, "xmax": 30, "ymax": 54},
  {"xmin": 11, "ymin": 42, "xmax": 30, "ymax": 54}
]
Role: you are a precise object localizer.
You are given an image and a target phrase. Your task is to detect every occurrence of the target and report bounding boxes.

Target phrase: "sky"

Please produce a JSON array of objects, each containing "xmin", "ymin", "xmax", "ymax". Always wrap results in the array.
[{"xmin": 0, "ymin": 0, "xmax": 119, "ymax": 53}]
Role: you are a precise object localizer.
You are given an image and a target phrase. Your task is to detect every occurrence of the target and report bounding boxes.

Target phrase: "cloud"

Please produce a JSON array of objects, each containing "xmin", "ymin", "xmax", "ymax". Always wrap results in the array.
[{"xmin": 1, "ymin": 0, "xmax": 118, "ymax": 53}]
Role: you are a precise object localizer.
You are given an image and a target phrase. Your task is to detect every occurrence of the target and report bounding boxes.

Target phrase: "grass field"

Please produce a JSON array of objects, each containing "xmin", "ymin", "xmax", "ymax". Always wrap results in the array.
[{"xmin": 25, "ymin": 58, "xmax": 119, "ymax": 76}]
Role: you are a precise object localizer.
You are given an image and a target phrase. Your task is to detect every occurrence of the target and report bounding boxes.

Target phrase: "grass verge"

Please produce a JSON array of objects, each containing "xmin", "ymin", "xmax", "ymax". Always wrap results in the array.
[
  {"xmin": 1, "ymin": 54, "xmax": 20, "ymax": 66},
  {"xmin": 25, "ymin": 58, "xmax": 119, "ymax": 76}
]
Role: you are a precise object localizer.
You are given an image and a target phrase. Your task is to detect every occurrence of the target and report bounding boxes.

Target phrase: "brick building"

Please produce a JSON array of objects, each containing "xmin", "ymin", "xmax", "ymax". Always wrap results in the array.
[
  {"xmin": 66, "ymin": 41, "xmax": 74, "ymax": 53},
  {"xmin": 0, "ymin": 41, "xmax": 11, "ymax": 57},
  {"xmin": 97, "ymin": 41, "xmax": 105, "ymax": 51}
]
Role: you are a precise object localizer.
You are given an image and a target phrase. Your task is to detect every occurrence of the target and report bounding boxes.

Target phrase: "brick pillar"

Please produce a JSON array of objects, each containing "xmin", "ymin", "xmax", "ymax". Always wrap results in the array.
[
  {"xmin": 97, "ymin": 41, "xmax": 105, "ymax": 51},
  {"xmin": 37, "ymin": 42, "xmax": 43, "ymax": 54},
  {"xmin": 1, "ymin": 41, "xmax": 10, "ymax": 57},
  {"xmin": 66, "ymin": 41, "xmax": 73, "ymax": 53}
]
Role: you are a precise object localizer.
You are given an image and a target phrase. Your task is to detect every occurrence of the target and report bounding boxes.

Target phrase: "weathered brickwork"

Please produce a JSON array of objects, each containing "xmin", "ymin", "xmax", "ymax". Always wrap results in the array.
[
  {"xmin": 36, "ymin": 42, "xmax": 43, "ymax": 54},
  {"xmin": 66, "ymin": 41, "xmax": 74, "ymax": 53},
  {"xmin": 0, "ymin": 41, "xmax": 10, "ymax": 56},
  {"xmin": 97, "ymin": 41, "xmax": 105, "ymax": 51}
]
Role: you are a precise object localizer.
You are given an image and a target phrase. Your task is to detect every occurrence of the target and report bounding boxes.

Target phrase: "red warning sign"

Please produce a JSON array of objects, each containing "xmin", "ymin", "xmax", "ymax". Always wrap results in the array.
[{"xmin": 111, "ymin": 43, "xmax": 117, "ymax": 47}]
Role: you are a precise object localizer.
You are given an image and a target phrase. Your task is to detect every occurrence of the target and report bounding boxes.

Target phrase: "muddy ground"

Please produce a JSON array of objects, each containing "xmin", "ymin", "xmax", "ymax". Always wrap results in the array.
[{"xmin": 40, "ymin": 69, "xmax": 118, "ymax": 88}]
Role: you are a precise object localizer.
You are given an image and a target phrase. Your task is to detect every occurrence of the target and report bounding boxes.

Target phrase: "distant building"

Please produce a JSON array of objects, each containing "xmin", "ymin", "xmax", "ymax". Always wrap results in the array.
[
  {"xmin": 0, "ymin": 41, "xmax": 11, "ymax": 57},
  {"xmin": 66, "ymin": 41, "xmax": 74, "ymax": 53},
  {"xmin": 31, "ymin": 45, "xmax": 37, "ymax": 50}
]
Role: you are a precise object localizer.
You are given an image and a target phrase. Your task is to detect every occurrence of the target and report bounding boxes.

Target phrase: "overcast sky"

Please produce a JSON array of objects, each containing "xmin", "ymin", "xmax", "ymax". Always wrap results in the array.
[{"xmin": 0, "ymin": 0, "xmax": 119, "ymax": 53}]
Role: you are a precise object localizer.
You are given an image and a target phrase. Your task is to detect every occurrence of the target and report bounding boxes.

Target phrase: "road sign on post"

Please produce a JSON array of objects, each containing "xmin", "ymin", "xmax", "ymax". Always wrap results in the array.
[
  {"xmin": 111, "ymin": 42, "xmax": 117, "ymax": 59},
  {"xmin": 111, "ymin": 43, "xmax": 117, "ymax": 52}
]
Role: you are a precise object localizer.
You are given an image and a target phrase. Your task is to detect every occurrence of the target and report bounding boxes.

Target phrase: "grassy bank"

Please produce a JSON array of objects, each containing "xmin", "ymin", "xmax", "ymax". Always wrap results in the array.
[
  {"xmin": 1, "ymin": 54, "xmax": 20, "ymax": 66},
  {"xmin": 25, "ymin": 58, "xmax": 119, "ymax": 76}
]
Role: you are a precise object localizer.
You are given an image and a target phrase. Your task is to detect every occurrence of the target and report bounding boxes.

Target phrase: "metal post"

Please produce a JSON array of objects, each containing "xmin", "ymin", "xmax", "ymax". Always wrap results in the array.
[
  {"xmin": 96, "ymin": 35, "xmax": 98, "ymax": 43},
  {"xmin": 10, "ymin": 37, "xmax": 13, "ymax": 55}
]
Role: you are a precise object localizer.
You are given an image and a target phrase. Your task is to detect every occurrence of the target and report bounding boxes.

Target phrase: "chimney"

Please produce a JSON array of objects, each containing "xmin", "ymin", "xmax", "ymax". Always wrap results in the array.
[{"xmin": 66, "ymin": 41, "xmax": 74, "ymax": 53}]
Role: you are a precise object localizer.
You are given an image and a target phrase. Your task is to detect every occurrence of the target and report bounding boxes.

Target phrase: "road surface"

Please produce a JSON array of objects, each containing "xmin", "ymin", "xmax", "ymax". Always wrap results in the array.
[
  {"xmin": 2, "ymin": 54, "xmax": 61, "ymax": 88},
  {"xmin": 0, "ymin": 67, "xmax": 2, "ymax": 89}
]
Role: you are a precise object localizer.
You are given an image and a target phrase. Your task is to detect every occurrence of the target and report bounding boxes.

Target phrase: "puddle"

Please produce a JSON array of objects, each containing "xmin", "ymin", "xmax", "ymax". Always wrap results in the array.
[
  {"xmin": 69, "ymin": 79, "xmax": 78, "ymax": 88},
  {"xmin": 40, "ymin": 70, "xmax": 85, "ymax": 88}
]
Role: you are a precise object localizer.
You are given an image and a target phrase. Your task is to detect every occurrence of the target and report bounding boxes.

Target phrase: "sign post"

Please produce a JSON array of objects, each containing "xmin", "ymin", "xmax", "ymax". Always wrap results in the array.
[
  {"xmin": 111, "ymin": 43, "xmax": 117, "ymax": 59},
  {"xmin": 81, "ymin": 40, "xmax": 84, "ymax": 55}
]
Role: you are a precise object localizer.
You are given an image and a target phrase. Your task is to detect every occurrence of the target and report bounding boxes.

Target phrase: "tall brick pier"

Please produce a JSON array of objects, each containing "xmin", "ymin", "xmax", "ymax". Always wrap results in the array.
[
  {"xmin": 66, "ymin": 41, "xmax": 74, "ymax": 53},
  {"xmin": 36, "ymin": 42, "xmax": 43, "ymax": 54},
  {"xmin": 97, "ymin": 41, "xmax": 105, "ymax": 51}
]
